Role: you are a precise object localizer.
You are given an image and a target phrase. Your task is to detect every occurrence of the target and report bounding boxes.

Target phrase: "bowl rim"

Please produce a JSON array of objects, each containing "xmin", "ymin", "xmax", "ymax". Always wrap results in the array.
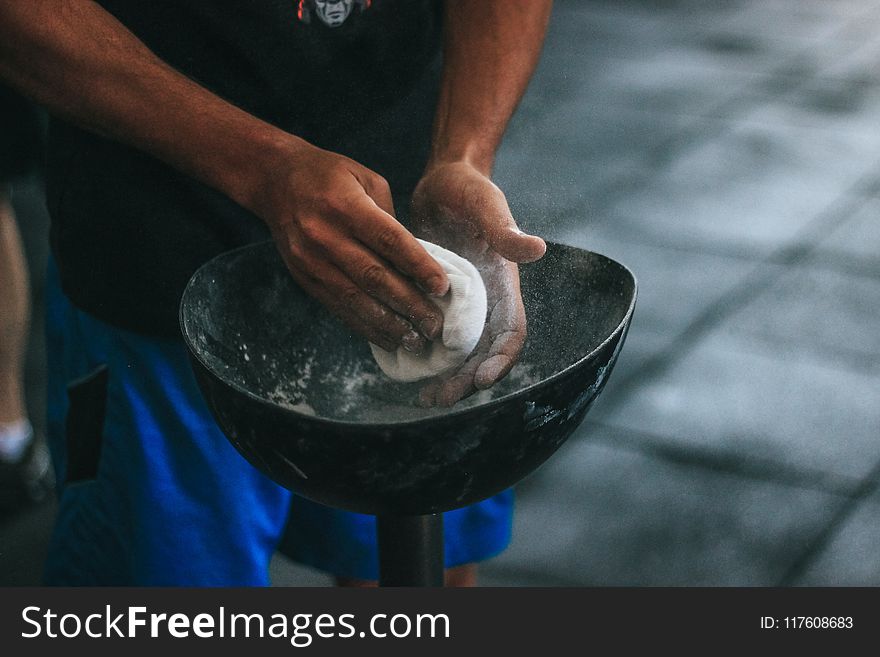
[{"xmin": 179, "ymin": 240, "xmax": 638, "ymax": 429}]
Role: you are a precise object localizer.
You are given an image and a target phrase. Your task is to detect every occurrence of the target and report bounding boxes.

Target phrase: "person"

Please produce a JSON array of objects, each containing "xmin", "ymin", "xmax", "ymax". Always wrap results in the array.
[
  {"xmin": 0, "ymin": 83, "xmax": 53, "ymax": 510},
  {"xmin": 0, "ymin": 0, "xmax": 552, "ymax": 586}
]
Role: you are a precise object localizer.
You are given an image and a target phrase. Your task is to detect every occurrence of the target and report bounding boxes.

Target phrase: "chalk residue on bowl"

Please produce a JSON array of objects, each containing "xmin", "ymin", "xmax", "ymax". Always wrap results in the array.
[{"xmin": 262, "ymin": 347, "xmax": 543, "ymax": 424}]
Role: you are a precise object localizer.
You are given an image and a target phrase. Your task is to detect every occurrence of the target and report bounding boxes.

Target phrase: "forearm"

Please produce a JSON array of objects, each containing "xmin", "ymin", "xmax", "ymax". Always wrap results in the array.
[
  {"xmin": 430, "ymin": 0, "xmax": 552, "ymax": 174},
  {"xmin": 0, "ymin": 0, "xmax": 294, "ymax": 213},
  {"xmin": 1, "ymin": 1, "xmax": 456, "ymax": 351}
]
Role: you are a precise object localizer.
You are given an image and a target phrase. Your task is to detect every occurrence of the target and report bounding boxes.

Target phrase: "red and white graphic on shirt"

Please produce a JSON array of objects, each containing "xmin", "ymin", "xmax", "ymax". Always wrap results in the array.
[{"xmin": 297, "ymin": 0, "xmax": 372, "ymax": 27}]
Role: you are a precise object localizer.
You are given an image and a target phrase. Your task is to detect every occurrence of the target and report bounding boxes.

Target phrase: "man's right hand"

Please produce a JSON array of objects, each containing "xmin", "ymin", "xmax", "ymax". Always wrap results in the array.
[
  {"xmin": 251, "ymin": 140, "xmax": 449, "ymax": 354},
  {"xmin": 0, "ymin": 2, "xmax": 447, "ymax": 353}
]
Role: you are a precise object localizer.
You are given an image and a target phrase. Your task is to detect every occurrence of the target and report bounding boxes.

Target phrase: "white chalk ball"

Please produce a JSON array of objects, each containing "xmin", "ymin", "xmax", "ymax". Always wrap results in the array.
[{"xmin": 370, "ymin": 240, "xmax": 487, "ymax": 382}]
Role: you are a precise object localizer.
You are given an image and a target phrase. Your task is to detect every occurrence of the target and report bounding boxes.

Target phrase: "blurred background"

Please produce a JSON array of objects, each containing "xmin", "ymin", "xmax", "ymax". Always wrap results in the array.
[{"xmin": 2, "ymin": 0, "xmax": 879, "ymax": 586}]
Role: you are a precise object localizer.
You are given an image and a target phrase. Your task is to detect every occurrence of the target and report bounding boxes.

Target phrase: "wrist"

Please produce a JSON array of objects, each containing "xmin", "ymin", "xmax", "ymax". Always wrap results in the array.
[
  {"xmin": 217, "ymin": 124, "xmax": 311, "ymax": 223},
  {"xmin": 424, "ymin": 147, "xmax": 495, "ymax": 178},
  {"xmin": 425, "ymin": 140, "xmax": 495, "ymax": 177}
]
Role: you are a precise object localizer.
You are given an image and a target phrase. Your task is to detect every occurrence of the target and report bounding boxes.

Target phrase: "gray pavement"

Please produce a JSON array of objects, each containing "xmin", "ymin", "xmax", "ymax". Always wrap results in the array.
[{"xmin": 4, "ymin": 0, "xmax": 880, "ymax": 587}]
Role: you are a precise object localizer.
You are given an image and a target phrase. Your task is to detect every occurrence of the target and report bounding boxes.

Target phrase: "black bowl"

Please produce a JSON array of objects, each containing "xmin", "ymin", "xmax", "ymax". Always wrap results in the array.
[{"xmin": 180, "ymin": 241, "xmax": 636, "ymax": 515}]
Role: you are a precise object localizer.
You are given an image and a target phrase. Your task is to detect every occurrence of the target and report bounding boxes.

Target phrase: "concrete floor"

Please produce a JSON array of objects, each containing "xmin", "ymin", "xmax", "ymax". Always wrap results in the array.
[{"xmin": 3, "ymin": 0, "xmax": 880, "ymax": 586}]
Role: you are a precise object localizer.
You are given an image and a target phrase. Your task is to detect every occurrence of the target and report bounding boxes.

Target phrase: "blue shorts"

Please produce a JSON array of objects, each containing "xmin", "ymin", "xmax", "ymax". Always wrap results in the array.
[{"xmin": 43, "ymin": 260, "xmax": 513, "ymax": 585}]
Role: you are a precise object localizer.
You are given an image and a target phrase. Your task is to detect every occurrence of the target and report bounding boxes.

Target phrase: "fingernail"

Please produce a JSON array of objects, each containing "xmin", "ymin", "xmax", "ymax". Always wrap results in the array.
[
  {"xmin": 420, "ymin": 316, "xmax": 442, "ymax": 340},
  {"xmin": 427, "ymin": 275, "xmax": 449, "ymax": 297},
  {"xmin": 401, "ymin": 330, "xmax": 426, "ymax": 354},
  {"xmin": 476, "ymin": 357, "xmax": 507, "ymax": 388}
]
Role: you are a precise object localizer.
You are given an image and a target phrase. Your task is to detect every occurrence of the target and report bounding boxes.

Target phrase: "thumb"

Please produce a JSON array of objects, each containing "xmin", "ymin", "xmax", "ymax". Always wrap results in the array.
[
  {"xmin": 489, "ymin": 225, "xmax": 547, "ymax": 263},
  {"xmin": 470, "ymin": 177, "xmax": 547, "ymax": 262}
]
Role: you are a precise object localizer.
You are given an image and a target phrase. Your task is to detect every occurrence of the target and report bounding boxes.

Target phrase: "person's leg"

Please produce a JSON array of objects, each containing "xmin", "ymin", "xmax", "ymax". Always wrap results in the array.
[
  {"xmin": 0, "ymin": 188, "xmax": 52, "ymax": 506},
  {"xmin": 0, "ymin": 189, "xmax": 30, "ymax": 429},
  {"xmin": 0, "ymin": 84, "xmax": 44, "ymax": 438},
  {"xmin": 43, "ymin": 259, "xmax": 292, "ymax": 584},
  {"xmin": 278, "ymin": 490, "xmax": 514, "ymax": 587}
]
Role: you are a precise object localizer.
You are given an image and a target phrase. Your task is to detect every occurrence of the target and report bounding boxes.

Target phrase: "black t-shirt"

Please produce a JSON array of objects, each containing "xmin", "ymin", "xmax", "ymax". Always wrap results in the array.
[
  {"xmin": 47, "ymin": 0, "xmax": 443, "ymax": 336},
  {"xmin": 0, "ymin": 83, "xmax": 44, "ymax": 181}
]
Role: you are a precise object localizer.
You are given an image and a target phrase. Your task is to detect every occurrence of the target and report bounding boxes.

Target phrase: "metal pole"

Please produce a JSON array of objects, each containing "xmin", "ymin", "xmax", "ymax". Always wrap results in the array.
[{"xmin": 377, "ymin": 514, "xmax": 444, "ymax": 587}]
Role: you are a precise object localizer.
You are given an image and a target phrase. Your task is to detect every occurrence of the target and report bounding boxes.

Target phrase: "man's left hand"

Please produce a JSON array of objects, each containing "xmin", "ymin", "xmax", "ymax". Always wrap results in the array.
[{"xmin": 410, "ymin": 161, "xmax": 546, "ymax": 406}]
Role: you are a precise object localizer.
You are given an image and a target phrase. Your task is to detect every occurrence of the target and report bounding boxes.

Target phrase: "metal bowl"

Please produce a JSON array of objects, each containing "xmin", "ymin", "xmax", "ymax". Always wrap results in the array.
[{"xmin": 180, "ymin": 241, "xmax": 636, "ymax": 515}]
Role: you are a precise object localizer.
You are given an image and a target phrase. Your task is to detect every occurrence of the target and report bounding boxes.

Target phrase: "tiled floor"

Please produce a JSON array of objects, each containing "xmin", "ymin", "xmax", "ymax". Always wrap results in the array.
[
  {"xmin": 490, "ymin": 0, "xmax": 880, "ymax": 586},
  {"xmin": 3, "ymin": 0, "xmax": 879, "ymax": 587},
  {"xmin": 481, "ymin": 436, "xmax": 846, "ymax": 587}
]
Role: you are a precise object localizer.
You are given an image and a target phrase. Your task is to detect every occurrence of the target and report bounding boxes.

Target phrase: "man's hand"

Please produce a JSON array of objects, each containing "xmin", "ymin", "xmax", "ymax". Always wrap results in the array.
[
  {"xmin": 410, "ymin": 0, "xmax": 552, "ymax": 405},
  {"xmin": 254, "ymin": 140, "xmax": 449, "ymax": 354},
  {"xmin": 411, "ymin": 161, "xmax": 545, "ymax": 406},
  {"xmin": 0, "ymin": 2, "xmax": 452, "ymax": 355}
]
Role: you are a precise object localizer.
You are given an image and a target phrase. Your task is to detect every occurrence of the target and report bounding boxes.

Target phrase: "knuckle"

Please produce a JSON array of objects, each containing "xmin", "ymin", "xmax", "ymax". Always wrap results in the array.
[
  {"xmin": 278, "ymin": 231, "xmax": 307, "ymax": 263},
  {"xmin": 340, "ymin": 286, "xmax": 361, "ymax": 308},
  {"xmin": 307, "ymin": 183, "xmax": 345, "ymax": 213},
  {"xmin": 325, "ymin": 193, "xmax": 349, "ymax": 214},
  {"xmin": 406, "ymin": 299, "xmax": 433, "ymax": 324},
  {"xmin": 388, "ymin": 311, "xmax": 411, "ymax": 331},
  {"xmin": 371, "ymin": 174, "xmax": 391, "ymax": 197},
  {"xmin": 288, "ymin": 240, "xmax": 307, "ymax": 262},
  {"xmin": 359, "ymin": 263, "xmax": 386, "ymax": 291},
  {"xmin": 334, "ymin": 195, "xmax": 367, "ymax": 222},
  {"xmin": 375, "ymin": 226, "xmax": 401, "ymax": 253},
  {"xmin": 297, "ymin": 216, "xmax": 324, "ymax": 241},
  {"xmin": 402, "ymin": 300, "xmax": 420, "ymax": 319}
]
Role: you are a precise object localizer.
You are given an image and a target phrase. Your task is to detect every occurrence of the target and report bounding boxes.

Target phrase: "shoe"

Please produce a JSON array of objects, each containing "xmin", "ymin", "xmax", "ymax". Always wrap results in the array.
[{"xmin": 0, "ymin": 436, "xmax": 54, "ymax": 510}]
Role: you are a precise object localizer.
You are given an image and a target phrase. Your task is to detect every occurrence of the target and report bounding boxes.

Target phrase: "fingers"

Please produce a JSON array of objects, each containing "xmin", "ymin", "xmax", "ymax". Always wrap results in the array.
[
  {"xmin": 418, "ymin": 380, "xmax": 442, "ymax": 407},
  {"xmin": 419, "ymin": 355, "xmax": 482, "ymax": 408},
  {"xmin": 490, "ymin": 226, "xmax": 547, "ymax": 264},
  {"xmin": 423, "ymin": 328, "xmax": 522, "ymax": 407},
  {"xmin": 418, "ymin": 328, "xmax": 491, "ymax": 407},
  {"xmin": 474, "ymin": 331, "xmax": 524, "ymax": 389},
  {"xmin": 345, "ymin": 194, "xmax": 450, "ymax": 296},
  {"xmin": 329, "ymin": 238, "xmax": 444, "ymax": 340},
  {"xmin": 473, "ymin": 261, "xmax": 527, "ymax": 387},
  {"xmin": 284, "ymin": 257, "xmax": 426, "ymax": 354},
  {"xmin": 437, "ymin": 371, "xmax": 480, "ymax": 407},
  {"xmin": 481, "ymin": 201, "xmax": 546, "ymax": 263},
  {"xmin": 359, "ymin": 169, "xmax": 397, "ymax": 219},
  {"xmin": 420, "ymin": 263, "xmax": 527, "ymax": 406},
  {"xmin": 266, "ymin": 155, "xmax": 448, "ymax": 352},
  {"xmin": 434, "ymin": 323, "xmax": 524, "ymax": 405},
  {"xmin": 466, "ymin": 180, "xmax": 546, "ymax": 263}
]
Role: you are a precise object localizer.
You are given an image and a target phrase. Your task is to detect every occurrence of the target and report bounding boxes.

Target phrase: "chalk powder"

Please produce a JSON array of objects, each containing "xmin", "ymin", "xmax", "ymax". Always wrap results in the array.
[{"xmin": 264, "ymin": 348, "xmax": 544, "ymax": 423}]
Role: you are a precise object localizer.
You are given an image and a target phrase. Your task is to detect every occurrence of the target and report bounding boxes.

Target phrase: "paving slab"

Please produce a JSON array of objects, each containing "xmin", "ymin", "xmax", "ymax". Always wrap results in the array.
[
  {"xmin": 721, "ymin": 263, "xmax": 880, "ymax": 370},
  {"xmin": 599, "ymin": 330, "xmax": 880, "ymax": 483},
  {"xmin": 569, "ymin": 50, "xmax": 774, "ymax": 119},
  {"xmin": 535, "ymin": 103, "xmax": 721, "ymax": 176},
  {"xmin": 817, "ymin": 26, "xmax": 880, "ymax": 80},
  {"xmin": 548, "ymin": 231, "xmax": 781, "ymax": 405},
  {"xmin": 481, "ymin": 437, "xmax": 845, "ymax": 586},
  {"xmin": 493, "ymin": 145, "xmax": 630, "ymax": 237},
  {"xmin": 743, "ymin": 75, "xmax": 880, "ymax": 150},
  {"xmin": 817, "ymin": 195, "xmax": 880, "ymax": 272},
  {"xmin": 271, "ymin": 554, "xmax": 333, "ymax": 587},
  {"xmin": 711, "ymin": 1, "xmax": 851, "ymax": 40},
  {"xmin": 601, "ymin": 119, "xmax": 880, "ymax": 256},
  {"xmin": 795, "ymin": 487, "xmax": 880, "ymax": 586}
]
